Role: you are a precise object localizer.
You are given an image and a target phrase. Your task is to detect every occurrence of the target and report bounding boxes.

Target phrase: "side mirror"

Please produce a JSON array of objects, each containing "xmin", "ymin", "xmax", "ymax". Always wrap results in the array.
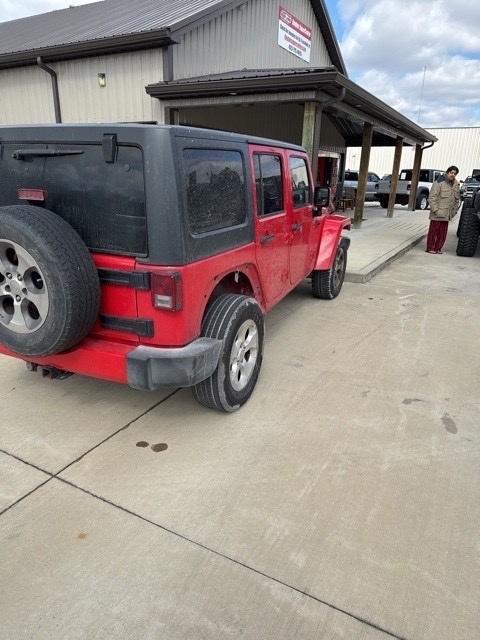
[
  {"xmin": 314, "ymin": 186, "xmax": 330, "ymax": 209},
  {"xmin": 460, "ymin": 180, "xmax": 464, "ymax": 184}
]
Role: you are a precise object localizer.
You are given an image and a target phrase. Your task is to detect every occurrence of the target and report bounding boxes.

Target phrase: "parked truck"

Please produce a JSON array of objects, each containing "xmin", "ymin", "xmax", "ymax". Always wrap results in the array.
[
  {"xmin": 0, "ymin": 124, "xmax": 350, "ymax": 412},
  {"xmin": 375, "ymin": 168, "xmax": 444, "ymax": 210}
]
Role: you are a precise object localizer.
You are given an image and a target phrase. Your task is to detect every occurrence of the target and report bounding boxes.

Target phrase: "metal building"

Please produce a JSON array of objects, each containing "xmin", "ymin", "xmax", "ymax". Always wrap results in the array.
[
  {"xmin": 347, "ymin": 127, "xmax": 480, "ymax": 182},
  {"xmin": 0, "ymin": 0, "xmax": 435, "ymax": 224}
]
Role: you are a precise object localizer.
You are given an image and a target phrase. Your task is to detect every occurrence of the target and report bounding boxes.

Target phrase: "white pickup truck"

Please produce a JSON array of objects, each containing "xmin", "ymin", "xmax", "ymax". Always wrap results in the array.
[{"xmin": 375, "ymin": 169, "xmax": 444, "ymax": 210}]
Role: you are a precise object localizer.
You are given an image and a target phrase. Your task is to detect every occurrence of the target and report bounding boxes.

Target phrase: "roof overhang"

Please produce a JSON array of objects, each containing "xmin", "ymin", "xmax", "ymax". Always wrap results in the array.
[
  {"xmin": 146, "ymin": 68, "xmax": 436, "ymax": 146},
  {"xmin": 0, "ymin": 30, "xmax": 173, "ymax": 70}
]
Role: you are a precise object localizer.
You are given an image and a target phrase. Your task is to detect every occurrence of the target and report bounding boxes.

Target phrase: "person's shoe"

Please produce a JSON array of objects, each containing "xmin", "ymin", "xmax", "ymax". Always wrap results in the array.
[
  {"xmin": 427, "ymin": 250, "xmax": 436, "ymax": 254},
  {"xmin": 436, "ymin": 250, "xmax": 443, "ymax": 254}
]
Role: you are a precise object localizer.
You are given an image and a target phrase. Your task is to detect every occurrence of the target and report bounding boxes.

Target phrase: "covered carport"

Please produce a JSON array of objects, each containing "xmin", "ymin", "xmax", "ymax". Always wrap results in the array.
[{"xmin": 147, "ymin": 67, "xmax": 436, "ymax": 226}]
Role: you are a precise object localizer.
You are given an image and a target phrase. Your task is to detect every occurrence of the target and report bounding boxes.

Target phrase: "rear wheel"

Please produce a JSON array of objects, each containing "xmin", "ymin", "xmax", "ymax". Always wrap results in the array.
[
  {"xmin": 379, "ymin": 195, "xmax": 389, "ymax": 208},
  {"xmin": 416, "ymin": 193, "xmax": 429, "ymax": 210},
  {"xmin": 192, "ymin": 294, "xmax": 264, "ymax": 412},
  {"xmin": 456, "ymin": 207, "xmax": 480, "ymax": 257},
  {"xmin": 312, "ymin": 241, "xmax": 347, "ymax": 300}
]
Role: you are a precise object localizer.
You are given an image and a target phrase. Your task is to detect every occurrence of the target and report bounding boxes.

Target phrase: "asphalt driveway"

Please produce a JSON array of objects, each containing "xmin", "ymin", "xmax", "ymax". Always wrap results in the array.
[{"xmin": 1, "ymin": 229, "xmax": 479, "ymax": 640}]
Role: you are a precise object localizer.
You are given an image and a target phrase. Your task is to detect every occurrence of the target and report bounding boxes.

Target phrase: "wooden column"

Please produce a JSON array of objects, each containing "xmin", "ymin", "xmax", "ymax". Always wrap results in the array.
[
  {"xmin": 408, "ymin": 144, "xmax": 423, "ymax": 210},
  {"xmin": 302, "ymin": 102, "xmax": 322, "ymax": 184},
  {"xmin": 387, "ymin": 136, "xmax": 404, "ymax": 217},
  {"xmin": 353, "ymin": 123, "xmax": 373, "ymax": 227}
]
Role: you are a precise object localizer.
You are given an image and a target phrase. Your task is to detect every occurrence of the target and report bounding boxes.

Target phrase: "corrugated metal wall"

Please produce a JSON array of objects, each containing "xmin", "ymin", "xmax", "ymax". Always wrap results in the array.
[
  {"xmin": 0, "ymin": 66, "xmax": 55, "ymax": 123},
  {"xmin": 177, "ymin": 103, "xmax": 346, "ymax": 154},
  {"xmin": 0, "ymin": 49, "xmax": 164, "ymax": 125},
  {"xmin": 174, "ymin": 0, "xmax": 331, "ymax": 78},
  {"xmin": 319, "ymin": 114, "xmax": 346, "ymax": 155},
  {"xmin": 346, "ymin": 128, "xmax": 480, "ymax": 182},
  {"xmin": 178, "ymin": 103, "xmax": 305, "ymax": 143}
]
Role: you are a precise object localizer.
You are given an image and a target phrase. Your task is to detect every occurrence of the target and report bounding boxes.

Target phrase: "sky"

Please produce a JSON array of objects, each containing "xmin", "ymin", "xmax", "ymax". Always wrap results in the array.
[{"xmin": 1, "ymin": 0, "xmax": 479, "ymax": 128}]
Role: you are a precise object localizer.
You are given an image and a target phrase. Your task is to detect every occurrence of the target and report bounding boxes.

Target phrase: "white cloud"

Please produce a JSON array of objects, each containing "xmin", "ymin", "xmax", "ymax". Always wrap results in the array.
[
  {"xmin": 339, "ymin": 0, "xmax": 480, "ymax": 126},
  {"xmin": 0, "ymin": 0, "xmax": 99, "ymax": 23}
]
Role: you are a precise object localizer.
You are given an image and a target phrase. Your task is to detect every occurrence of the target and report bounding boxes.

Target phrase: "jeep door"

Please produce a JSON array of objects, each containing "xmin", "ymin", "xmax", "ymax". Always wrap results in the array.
[
  {"xmin": 287, "ymin": 154, "xmax": 314, "ymax": 285},
  {"xmin": 251, "ymin": 149, "xmax": 290, "ymax": 305}
]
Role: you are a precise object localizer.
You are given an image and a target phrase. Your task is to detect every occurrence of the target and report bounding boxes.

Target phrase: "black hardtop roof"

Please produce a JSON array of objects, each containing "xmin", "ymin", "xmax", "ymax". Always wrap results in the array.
[{"xmin": 0, "ymin": 123, "xmax": 306, "ymax": 152}]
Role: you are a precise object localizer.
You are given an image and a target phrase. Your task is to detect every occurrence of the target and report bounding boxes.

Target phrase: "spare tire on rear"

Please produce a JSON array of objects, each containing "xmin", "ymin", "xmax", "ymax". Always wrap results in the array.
[{"xmin": 0, "ymin": 205, "xmax": 100, "ymax": 356}]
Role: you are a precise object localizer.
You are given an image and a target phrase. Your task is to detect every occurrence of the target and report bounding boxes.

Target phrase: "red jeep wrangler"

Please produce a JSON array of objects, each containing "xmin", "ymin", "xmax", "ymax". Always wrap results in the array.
[{"xmin": 0, "ymin": 124, "xmax": 350, "ymax": 411}]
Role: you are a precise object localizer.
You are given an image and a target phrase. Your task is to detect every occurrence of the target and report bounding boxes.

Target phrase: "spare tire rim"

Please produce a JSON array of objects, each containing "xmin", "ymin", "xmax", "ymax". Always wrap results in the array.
[
  {"xmin": 0, "ymin": 240, "xmax": 49, "ymax": 334},
  {"xmin": 229, "ymin": 319, "xmax": 259, "ymax": 392}
]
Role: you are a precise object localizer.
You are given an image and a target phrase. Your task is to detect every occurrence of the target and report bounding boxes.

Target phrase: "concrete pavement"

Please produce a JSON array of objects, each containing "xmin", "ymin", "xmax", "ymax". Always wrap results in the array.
[
  {"xmin": 1, "ymin": 225, "xmax": 479, "ymax": 640},
  {"xmin": 345, "ymin": 203, "xmax": 430, "ymax": 283}
]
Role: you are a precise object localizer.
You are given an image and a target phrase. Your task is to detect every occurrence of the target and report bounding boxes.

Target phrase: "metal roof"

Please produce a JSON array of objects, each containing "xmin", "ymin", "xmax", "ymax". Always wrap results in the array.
[
  {"xmin": 0, "ymin": 0, "xmax": 220, "ymax": 53},
  {"xmin": 146, "ymin": 67, "xmax": 437, "ymax": 145},
  {"xmin": 0, "ymin": 0, "xmax": 346, "ymax": 74}
]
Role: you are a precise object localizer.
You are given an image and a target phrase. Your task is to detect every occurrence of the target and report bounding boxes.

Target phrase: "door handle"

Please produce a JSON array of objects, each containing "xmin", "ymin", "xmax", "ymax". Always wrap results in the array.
[
  {"xmin": 291, "ymin": 222, "xmax": 302, "ymax": 232},
  {"xmin": 260, "ymin": 233, "xmax": 275, "ymax": 245}
]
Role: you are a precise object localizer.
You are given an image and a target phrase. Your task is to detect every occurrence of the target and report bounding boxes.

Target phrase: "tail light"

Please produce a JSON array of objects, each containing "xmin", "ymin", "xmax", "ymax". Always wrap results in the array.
[
  {"xmin": 151, "ymin": 272, "xmax": 182, "ymax": 311},
  {"xmin": 17, "ymin": 188, "xmax": 47, "ymax": 201}
]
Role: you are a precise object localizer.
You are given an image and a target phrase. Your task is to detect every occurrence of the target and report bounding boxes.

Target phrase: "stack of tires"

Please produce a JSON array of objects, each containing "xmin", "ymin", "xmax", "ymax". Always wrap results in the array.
[{"xmin": 456, "ymin": 193, "xmax": 480, "ymax": 257}]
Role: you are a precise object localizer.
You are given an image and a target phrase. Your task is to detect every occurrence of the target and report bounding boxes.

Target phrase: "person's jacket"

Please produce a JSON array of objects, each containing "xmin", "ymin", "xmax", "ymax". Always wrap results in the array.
[{"xmin": 428, "ymin": 175, "xmax": 460, "ymax": 221}]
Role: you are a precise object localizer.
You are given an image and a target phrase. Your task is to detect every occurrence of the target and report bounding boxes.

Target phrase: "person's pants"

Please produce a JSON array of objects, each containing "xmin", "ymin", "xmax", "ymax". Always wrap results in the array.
[{"xmin": 426, "ymin": 220, "xmax": 448, "ymax": 252}]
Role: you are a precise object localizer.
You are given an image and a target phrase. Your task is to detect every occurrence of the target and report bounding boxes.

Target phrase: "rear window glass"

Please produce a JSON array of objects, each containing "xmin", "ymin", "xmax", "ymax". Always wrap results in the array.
[
  {"xmin": 400, "ymin": 170, "xmax": 430, "ymax": 182},
  {"xmin": 345, "ymin": 171, "xmax": 358, "ymax": 181},
  {"xmin": 183, "ymin": 149, "xmax": 247, "ymax": 234},
  {"xmin": 0, "ymin": 143, "xmax": 146, "ymax": 256}
]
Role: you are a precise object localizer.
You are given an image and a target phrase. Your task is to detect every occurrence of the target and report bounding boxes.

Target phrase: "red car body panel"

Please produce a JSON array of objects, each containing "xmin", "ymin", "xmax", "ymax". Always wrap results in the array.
[{"xmin": 314, "ymin": 215, "xmax": 351, "ymax": 271}]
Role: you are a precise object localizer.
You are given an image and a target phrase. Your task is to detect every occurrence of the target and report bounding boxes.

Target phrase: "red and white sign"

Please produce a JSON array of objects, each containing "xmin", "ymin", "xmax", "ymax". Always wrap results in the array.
[{"xmin": 278, "ymin": 6, "xmax": 312, "ymax": 63}]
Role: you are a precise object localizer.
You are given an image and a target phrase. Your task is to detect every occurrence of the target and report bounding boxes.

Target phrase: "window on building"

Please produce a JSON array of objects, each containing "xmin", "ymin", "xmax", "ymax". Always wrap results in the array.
[
  {"xmin": 289, "ymin": 156, "xmax": 312, "ymax": 207},
  {"xmin": 254, "ymin": 154, "xmax": 284, "ymax": 216},
  {"xmin": 184, "ymin": 149, "xmax": 246, "ymax": 234}
]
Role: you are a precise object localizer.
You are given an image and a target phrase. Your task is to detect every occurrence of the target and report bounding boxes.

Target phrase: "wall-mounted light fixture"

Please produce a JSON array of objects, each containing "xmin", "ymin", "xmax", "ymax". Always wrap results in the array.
[{"xmin": 97, "ymin": 73, "xmax": 106, "ymax": 88}]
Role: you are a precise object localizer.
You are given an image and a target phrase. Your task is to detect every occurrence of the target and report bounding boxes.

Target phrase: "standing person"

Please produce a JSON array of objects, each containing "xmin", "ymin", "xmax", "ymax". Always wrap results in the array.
[{"xmin": 426, "ymin": 166, "xmax": 460, "ymax": 254}]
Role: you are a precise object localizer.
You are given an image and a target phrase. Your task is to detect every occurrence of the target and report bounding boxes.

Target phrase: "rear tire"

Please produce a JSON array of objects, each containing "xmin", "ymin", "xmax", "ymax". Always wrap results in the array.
[
  {"xmin": 312, "ymin": 241, "xmax": 347, "ymax": 300},
  {"xmin": 457, "ymin": 199, "xmax": 471, "ymax": 238},
  {"xmin": 0, "ymin": 205, "xmax": 100, "ymax": 356},
  {"xmin": 192, "ymin": 294, "xmax": 264, "ymax": 412},
  {"xmin": 456, "ymin": 207, "xmax": 480, "ymax": 257},
  {"xmin": 379, "ymin": 195, "xmax": 388, "ymax": 208},
  {"xmin": 416, "ymin": 193, "xmax": 429, "ymax": 210}
]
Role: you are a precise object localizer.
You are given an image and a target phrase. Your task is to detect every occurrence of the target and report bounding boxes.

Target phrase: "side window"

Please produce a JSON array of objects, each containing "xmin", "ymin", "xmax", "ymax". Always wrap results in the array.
[
  {"xmin": 183, "ymin": 148, "xmax": 246, "ymax": 234},
  {"xmin": 289, "ymin": 156, "xmax": 312, "ymax": 207},
  {"xmin": 254, "ymin": 153, "xmax": 284, "ymax": 216}
]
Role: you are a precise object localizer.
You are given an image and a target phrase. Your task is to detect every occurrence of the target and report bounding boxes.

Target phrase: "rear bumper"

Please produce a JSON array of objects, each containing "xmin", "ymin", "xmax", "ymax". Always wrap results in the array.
[
  {"xmin": 126, "ymin": 338, "xmax": 222, "ymax": 390},
  {"xmin": 0, "ymin": 336, "xmax": 222, "ymax": 391}
]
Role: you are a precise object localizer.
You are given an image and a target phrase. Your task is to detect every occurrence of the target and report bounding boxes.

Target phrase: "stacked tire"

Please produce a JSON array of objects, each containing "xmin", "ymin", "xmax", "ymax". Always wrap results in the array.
[{"xmin": 456, "ymin": 196, "xmax": 480, "ymax": 257}]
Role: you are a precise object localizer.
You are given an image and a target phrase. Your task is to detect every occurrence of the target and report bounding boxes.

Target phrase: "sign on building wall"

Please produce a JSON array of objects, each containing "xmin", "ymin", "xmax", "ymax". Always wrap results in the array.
[{"xmin": 278, "ymin": 6, "xmax": 312, "ymax": 63}]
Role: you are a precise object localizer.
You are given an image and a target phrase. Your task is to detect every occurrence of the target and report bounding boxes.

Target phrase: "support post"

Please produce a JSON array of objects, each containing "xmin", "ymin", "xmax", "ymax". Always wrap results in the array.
[
  {"xmin": 387, "ymin": 136, "xmax": 404, "ymax": 217},
  {"xmin": 302, "ymin": 102, "xmax": 322, "ymax": 185},
  {"xmin": 408, "ymin": 144, "xmax": 423, "ymax": 210},
  {"xmin": 336, "ymin": 151, "xmax": 346, "ymax": 204},
  {"xmin": 353, "ymin": 123, "xmax": 373, "ymax": 227}
]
